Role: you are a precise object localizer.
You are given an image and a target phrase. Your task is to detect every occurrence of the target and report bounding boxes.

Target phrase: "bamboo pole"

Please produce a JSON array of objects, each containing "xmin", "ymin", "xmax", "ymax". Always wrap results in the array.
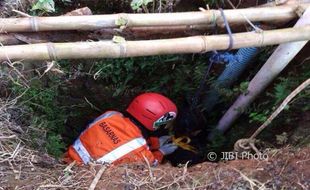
[
  {"xmin": 0, "ymin": 4, "xmax": 309, "ymax": 33},
  {"xmin": 0, "ymin": 7, "xmax": 92, "ymax": 45},
  {"xmin": 212, "ymin": 7, "xmax": 310, "ymax": 136},
  {"xmin": 260, "ymin": 0, "xmax": 310, "ymax": 7},
  {"xmin": 0, "ymin": 26, "xmax": 309, "ymax": 61}
]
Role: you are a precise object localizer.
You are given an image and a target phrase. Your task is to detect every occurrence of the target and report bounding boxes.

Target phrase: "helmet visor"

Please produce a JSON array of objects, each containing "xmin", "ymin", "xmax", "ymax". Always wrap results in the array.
[{"xmin": 153, "ymin": 112, "xmax": 177, "ymax": 130}]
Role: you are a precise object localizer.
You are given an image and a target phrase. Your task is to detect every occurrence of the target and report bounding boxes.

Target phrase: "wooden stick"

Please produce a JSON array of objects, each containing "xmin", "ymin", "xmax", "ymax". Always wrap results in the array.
[
  {"xmin": 89, "ymin": 165, "xmax": 107, "ymax": 190},
  {"xmin": 0, "ymin": 4, "xmax": 309, "ymax": 33},
  {"xmin": 234, "ymin": 78, "xmax": 310, "ymax": 153},
  {"xmin": 0, "ymin": 26, "xmax": 309, "ymax": 61},
  {"xmin": 250, "ymin": 78, "xmax": 310, "ymax": 139},
  {"xmin": 12, "ymin": 9, "xmax": 31, "ymax": 17}
]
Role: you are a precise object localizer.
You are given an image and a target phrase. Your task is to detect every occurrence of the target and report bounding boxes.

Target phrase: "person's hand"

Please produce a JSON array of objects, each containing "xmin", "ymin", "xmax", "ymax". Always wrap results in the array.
[
  {"xmin": 158, "ymin": 136, "xmax": 177, "ymax": 155},
  {"xmin": 159, "ymin": 143, "xmax": 178, "ymax": 155},
  {"xmin": 159, "ymin": 135, "xmax": 172, "ymax": 147}
]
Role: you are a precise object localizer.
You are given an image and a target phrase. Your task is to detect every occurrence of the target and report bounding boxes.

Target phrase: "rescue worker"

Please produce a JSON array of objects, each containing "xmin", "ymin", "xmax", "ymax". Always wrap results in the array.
[{"xmin": 66, "ymin": 92, "xmax": 178, "ymax": 166}]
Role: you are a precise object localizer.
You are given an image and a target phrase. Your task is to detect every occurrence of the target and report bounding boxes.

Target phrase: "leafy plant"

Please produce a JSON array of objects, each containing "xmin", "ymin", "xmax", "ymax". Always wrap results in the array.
[
  {"xmin": 130, "ymin": 0, "xmax": 180, "ymax": 13},
  {"xmin": 11, "ymin": 79, "xmax": 67, "ymax": 157},
  {"xmin": 269, "ymin": 78, "xmax": 291, "ymax": 105},
  {"xmin": 237, "ymin": 81, "xmax": 249, "ymax": 94},
  {"xmin": 31, "ymin": 0, "xmax": 55, "ymax": 13},
  {"xmin": 131, "ymin": 0, "xmax": 153, "ymax": 11},
  {"xmin": 46, "ymin": 134, "xmax": 66, "ymax": 157},
  {"xmin": 249, "ymin": 110, "xmax": 270, "ymax": 123},
  {"xmin": 91, "ymin": 55, "xmax": 198, "ymax": 99}
]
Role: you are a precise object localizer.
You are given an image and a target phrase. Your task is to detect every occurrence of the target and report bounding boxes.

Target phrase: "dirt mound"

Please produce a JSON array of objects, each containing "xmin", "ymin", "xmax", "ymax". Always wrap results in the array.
[{"xmin": 98, "ymin": 147, "xmax": 309, "ymax": 189}]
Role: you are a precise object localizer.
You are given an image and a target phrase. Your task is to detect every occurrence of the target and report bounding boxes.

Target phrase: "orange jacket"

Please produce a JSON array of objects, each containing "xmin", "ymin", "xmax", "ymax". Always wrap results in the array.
[{"xmin": 66, "ymin": 111, "xmax": 163, "ymax": 165}]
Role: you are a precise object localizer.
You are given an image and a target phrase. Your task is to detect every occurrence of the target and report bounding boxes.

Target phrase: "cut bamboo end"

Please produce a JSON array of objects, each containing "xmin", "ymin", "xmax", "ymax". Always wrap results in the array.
[
  {"xmin": 0, "ymin": 26, "xmax": 309, "ymax": 61},
  {"xmin": 0, "ymin": 4, "xmax": 309, "ymax": 33}
]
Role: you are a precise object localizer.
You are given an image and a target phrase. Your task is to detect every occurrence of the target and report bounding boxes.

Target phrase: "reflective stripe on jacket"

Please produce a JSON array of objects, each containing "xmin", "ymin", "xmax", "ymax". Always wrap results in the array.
[{"xmin": 67, "ymin": 111, "xmax": 163, "ymax": 165}]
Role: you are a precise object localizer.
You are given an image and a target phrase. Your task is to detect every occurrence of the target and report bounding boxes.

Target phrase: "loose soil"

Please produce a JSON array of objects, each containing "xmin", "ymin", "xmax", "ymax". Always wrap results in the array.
[{"xmin": 1, "ymin": 146, "xmax": 309, "ymax": 189}]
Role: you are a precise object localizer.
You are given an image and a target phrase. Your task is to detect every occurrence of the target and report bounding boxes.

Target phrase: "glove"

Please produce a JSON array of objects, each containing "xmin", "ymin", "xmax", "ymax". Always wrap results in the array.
[
  {"xmin": 159, "ymin": 136, "xmax": 172, "ymax": 147},
  {"xmin": 159, "ymin": 143, "xmax": 178, "ymax": 155},
  {"xmin": 148, "ymin": 136, "xmax": 171, "ymax": 150},
  {"xmin": 157, "ymin": 136, "xmax": 178, "ymax": 155}
]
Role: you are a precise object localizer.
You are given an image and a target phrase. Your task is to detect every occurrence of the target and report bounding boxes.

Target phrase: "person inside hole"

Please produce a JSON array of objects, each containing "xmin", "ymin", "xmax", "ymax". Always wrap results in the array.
[{"xmin": 65, "ymin": 92, "xmax": 179, "ymax": 166}]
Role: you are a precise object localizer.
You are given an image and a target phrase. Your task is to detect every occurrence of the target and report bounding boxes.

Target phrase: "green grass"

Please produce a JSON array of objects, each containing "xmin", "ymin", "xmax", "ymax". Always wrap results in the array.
[{"xmin": 12, "ymin": 78, "xmax": 67, "ymax": 157}]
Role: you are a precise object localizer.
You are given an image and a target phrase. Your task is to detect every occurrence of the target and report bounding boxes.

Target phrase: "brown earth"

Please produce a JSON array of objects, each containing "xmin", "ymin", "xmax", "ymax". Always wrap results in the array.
[
  {"xmin": 97, "ymin": 147, "xmax": 310, "ymax": 190},
  {"xmin": 2, "ymin": 146, "xmax": 309, "ymax": 189}
]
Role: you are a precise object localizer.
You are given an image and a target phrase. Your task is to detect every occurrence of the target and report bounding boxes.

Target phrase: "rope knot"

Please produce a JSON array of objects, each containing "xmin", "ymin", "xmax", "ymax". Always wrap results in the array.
[{"xmin": 234, "ymin": 138, "xmax": 261, "ymax": 156}]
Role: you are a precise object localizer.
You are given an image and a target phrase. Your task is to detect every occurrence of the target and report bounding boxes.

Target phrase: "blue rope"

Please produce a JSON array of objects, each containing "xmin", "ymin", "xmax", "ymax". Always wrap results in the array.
[
  {"xmin": 219, "ymin": 8, "xmax": 234, "ymax": 50},
  {"xmin": 190, "ymin": 8, "xmax": 235, "ymax": 109},
  {"xmin": 209, "ymin": 51, "xmax": 237, "ymax": 64}
]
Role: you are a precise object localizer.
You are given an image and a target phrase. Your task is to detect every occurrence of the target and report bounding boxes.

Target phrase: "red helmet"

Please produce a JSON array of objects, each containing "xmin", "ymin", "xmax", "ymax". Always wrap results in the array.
[{"xmin": 126, "ymin": 92, "xmax": 177, "ymax": 131}]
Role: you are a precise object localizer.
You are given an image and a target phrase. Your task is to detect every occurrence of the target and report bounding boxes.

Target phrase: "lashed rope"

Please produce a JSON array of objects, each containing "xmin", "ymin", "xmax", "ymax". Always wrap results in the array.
[{"xmin": 234, "ymin": 78, "xmax": 310, "ymax": 153}]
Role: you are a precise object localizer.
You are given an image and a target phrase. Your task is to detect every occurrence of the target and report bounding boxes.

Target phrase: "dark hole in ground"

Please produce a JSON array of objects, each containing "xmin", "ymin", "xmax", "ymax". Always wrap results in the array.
[
  {"xmin": 57, "ymin": 43, "xmax": 310, "ymax": 167},
  {"xmin": 2, "ymin": 43, "xmax": 306, "ymax": 165}
]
